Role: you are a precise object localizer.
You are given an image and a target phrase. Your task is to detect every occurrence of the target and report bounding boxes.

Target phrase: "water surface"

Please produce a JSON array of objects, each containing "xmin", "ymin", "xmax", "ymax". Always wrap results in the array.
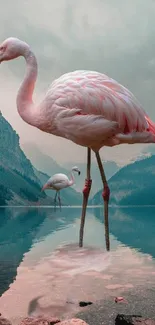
[{"xmin": 0, "ymin": 206, "xmax": 155, "ymax": 324}]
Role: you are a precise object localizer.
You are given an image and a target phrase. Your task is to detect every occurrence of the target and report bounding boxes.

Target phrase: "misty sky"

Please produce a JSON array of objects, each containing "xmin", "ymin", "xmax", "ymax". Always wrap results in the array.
[{"xmin": 0, "ymin": 0, "xmax": 155, "ymax": 165}]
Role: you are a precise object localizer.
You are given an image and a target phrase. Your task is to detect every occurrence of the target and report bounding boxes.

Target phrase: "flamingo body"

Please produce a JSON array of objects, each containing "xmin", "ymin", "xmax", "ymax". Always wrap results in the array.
[
  {"xmin": 40, "ymin": 70, "xmax": 155, "ymax": 151},
  {"xmin": 44, "ymin": 173, "xmax": 73, "ymax": 191}
]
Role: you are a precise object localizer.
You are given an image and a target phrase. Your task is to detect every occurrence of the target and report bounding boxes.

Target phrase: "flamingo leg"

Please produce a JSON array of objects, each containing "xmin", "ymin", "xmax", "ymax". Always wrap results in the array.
[
  {"xmin": 95, "ymin": 151, "xmax": 110, "ymax": 251},
  {"xmin": 79, "ymin": 147, "xmax": 92, "ymax": 247},
  {"xmin": 58, "ymin": 191, "xmax": 62, "ymax": 211},
  {"xmin": 54, "ymin": 191, "xmax": 58, "ymax": 211}
]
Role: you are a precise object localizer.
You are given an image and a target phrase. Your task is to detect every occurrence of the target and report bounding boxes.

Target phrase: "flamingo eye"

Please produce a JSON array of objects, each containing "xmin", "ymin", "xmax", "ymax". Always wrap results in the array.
[{"xmin": 0, "ymin": 46, "xmax": 6, "ymax": 51}]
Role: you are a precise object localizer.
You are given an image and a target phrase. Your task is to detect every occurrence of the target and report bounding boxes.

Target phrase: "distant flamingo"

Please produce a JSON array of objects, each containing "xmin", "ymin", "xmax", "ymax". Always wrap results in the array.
[
  {"xmin": 0, "ymin": 37, "xmax": 155, "ymax": 249},
  {"xmin": 41, "ymin": 166, "xmax": 80, "ymax": 210}
]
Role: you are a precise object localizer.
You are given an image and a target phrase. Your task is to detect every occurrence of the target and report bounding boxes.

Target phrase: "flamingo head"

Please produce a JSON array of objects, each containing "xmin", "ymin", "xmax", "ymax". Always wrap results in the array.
[
  {"xmin": 72, "ymin": 166, "xmax": 81, "ymax": 175},
  {"xmin": 0, "ymin": 37, "xmax": 30, "ymax": 63}
]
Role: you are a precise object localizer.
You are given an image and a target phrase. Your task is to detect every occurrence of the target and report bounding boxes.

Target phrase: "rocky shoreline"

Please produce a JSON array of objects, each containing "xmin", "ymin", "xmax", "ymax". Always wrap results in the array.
[
  {"xmin": 1, "ymin": 314, "xmax": 155, "ymax": 325},
  {"xmin": 0, "ymin": 315, "xmax": 89, "ymax": 325},
  {"xmin": 0, "ymin": 301, "xmax": 93, "ymax": 325}
]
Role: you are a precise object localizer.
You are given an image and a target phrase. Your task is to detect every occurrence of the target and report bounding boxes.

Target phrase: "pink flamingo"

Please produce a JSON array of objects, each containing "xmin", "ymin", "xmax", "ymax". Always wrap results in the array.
[
  {"xmin": 41, "ymin": 166, "xmax": 81, "ymax": 210},
  {"xmin": 0, "ymin": 37, "xmax": 155, "ymax": 249}
]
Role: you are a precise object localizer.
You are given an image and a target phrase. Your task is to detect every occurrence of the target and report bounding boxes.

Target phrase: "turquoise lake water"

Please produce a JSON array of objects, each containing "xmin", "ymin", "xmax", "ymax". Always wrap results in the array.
[{"xmin": 0, "ymin": 206, "xmax": 155, "ymax": 323}]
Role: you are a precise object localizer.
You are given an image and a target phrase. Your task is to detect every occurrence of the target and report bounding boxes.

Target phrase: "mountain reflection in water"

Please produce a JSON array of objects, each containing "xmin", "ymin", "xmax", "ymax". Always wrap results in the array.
[{"xmin": 0, "ymin": 206, "xmax": 155, "ymax": 324}]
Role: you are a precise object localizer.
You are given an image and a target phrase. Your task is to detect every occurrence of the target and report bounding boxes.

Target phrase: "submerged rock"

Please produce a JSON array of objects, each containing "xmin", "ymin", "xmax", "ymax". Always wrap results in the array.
[
  {"xmin": 115, "ymin": 314, "xmax": 155, "ymax": 325},
  {"xmin": 79, "ymin": 302, "xmax": 93, "ymax": 307}
]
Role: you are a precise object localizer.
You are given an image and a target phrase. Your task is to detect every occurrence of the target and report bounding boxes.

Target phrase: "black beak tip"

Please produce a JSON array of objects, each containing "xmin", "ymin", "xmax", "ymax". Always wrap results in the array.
[{"xmin": 78, "ymin": 171, "xmax": 81, "ymax": 175}]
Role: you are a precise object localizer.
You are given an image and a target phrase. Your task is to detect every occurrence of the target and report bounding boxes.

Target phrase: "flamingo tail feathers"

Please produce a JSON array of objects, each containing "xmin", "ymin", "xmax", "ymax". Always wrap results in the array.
[{"xmin": 145, "ymin": 116, "xmax": 155, "ymax": 135}]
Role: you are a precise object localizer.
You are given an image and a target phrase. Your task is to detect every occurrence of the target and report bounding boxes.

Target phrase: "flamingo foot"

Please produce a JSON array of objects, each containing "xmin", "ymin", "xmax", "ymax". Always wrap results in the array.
[{"xmin": 79, "ymin": 178, "xmax": 92, "ymax": 247}]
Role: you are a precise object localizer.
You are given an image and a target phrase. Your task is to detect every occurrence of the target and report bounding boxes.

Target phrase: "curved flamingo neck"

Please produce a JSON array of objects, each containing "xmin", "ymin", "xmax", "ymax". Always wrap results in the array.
[
  {"xmin": 16, "ymin": 49, "xmax": 39, "ymax": 127},
  {"xmin": 68, "ymin": 171, "xmax": 75, "ymax": 186}
]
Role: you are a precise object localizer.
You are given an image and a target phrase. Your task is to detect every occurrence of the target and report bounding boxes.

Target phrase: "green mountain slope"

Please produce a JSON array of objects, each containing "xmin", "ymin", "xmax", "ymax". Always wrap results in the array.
[
  {"xmin": 0, "ymin": 113, "xmax": 81, "ymax": 206},
  {"xmin": 93, "ymin": 155, "xmax": 155, "ymax": 206},
  {"xmin": 0, "ymin": 113, "xmax": 47, "ymax": 205}
]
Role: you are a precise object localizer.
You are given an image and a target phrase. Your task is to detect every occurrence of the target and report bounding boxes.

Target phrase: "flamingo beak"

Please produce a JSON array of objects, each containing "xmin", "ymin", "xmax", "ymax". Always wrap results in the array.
[
  {"xmin": 41, "ymin": 184, "xmax": 47, "ymax": 192},
  {"xmin": 78, "ymin": 171, "xmax": 81, "ymax": 175},
  {"xmin": 0, "ymin": 55, "xmax": 4, "ymax": 64}
]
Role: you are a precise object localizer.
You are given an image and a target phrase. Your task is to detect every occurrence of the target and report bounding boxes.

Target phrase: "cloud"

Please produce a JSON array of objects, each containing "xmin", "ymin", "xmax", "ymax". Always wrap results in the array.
[{"xmin": 0, "ymin": 0, "xmax": 155, "ymax": 165}]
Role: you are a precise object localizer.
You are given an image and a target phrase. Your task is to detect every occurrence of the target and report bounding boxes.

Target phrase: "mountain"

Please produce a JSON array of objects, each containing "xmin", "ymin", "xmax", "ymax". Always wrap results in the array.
[
  {"xmin": 0, "ymin": 112, "xmax": 48, "ymax": 205},
  {"xmin": 22, "ymin": 143, "xmax": 68, "ymax": 176},
  {"xmin": 0, "ymin": 113, "xmax": 81, "ymax": 206},
  {"xmin": 64, "ymin": 161, "xmax": 120, "ymax": 196},
  {"xmin": 93, "ymin": 155, "xmax": 155, "ymax": 206}
]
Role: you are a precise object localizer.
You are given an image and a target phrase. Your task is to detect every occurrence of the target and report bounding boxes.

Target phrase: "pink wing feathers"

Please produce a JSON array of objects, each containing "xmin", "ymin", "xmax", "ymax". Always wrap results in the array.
[
  {"xmin": 42, "ymin": 70, "xmax": 155, "ymax": 149},
  {"xmin": 55, "ymin": 107, "xmax": 119, "ymax": 149}
]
